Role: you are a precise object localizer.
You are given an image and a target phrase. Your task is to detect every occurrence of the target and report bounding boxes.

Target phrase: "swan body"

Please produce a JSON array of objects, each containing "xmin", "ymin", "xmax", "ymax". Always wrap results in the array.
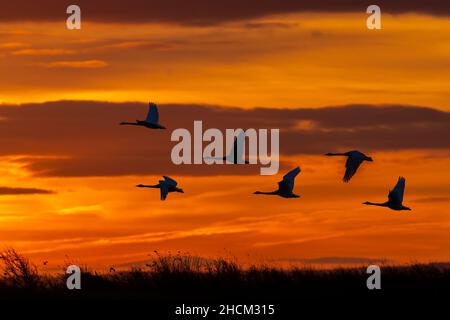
[
  {"xmin": 254, "ymin": 167, "xmax": 301, "ymax": 198},
  {"xmin": 325, "ymin": 150, "xmax": 373, "ymax": 182},
  {"xmin": 136, "ymin": 176, "xmax": 183, "ymax": 201},
  {"xmin": 205, "ymin": 132, "xmax": 249, "ymax": 164},
  {"xmin": 364, "ymin": 176, "xmax": 411, "ymax": 211},
  {"xmin": 120, "ymin": 102, "xmax": 166, "ymax": 129}
]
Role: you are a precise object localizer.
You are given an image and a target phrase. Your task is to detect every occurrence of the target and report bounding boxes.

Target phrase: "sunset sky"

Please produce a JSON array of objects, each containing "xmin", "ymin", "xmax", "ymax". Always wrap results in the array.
[{"xmin": 0, "ymin": 0, "xmax": 449, "ymax": 270}]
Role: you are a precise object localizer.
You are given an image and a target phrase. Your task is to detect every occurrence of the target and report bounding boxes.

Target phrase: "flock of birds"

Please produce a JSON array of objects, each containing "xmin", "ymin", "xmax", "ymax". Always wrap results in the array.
[{"xmin": 120, "ymin": 103, "xmax": 412, "ymax": 211}]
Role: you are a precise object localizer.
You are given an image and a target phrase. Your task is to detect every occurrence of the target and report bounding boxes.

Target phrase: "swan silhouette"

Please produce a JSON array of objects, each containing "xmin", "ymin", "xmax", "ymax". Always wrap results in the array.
[
  {"xmin": 136, "ymin": 176, "xmax": 184, "ymax": 201},
  {"xmin": 254, "ymin": 167, "xmax": 301, "ymax": 198},
  {"xmin": 205, "ymin": 131, "xmax": 249, "ymax": 164},
  {"xmin": 325, "ymin": 150, "xmax": 373, "ymax": 182},
  {"xmin": 364, "ymin": 176, "xmax": 411, "ymax": 211},
  {"xmin": 120, "ymin": 102, "xmax": 166, "ymax": 129}
]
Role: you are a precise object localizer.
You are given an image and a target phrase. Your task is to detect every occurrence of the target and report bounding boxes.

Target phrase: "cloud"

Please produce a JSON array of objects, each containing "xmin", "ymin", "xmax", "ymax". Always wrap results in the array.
[
  {"xmin": 281, "ymin": 256, "xmax": 390, "ymax": 265},
  {"xmin": 243, "ymin": 22, "xmax": 299, "ymax": 29},
  {"xmin": 413, "ymin": 197, "xmax": 450, "ymax": 203},
  {"xmin": 0, "ymin": 0, "xmax": 449, "ymax": 24},
  {"xmin": 0, "ymin": 101, "xmax": 448, "ymax": 177},
  {"xmin": 0, "ymin": 186, "xmax": 55, "ymax": 195},
  {"xmin": 0, "ymin": 42, "xmax": 29, "ymax": 49},
  {"xmin": 12, "ymin": 49, "xmax": 76, "ymax": 56},
  {"xmin": 43, "ymin": 60, "xmax": 108, "ymax": 69},
  {"xmin": 57, "ymin": 205, "xmax": 104, "ymax": 215},
  {"xmin": 103, "ymin": 41, "xmax": 149, "ymax": 50}
]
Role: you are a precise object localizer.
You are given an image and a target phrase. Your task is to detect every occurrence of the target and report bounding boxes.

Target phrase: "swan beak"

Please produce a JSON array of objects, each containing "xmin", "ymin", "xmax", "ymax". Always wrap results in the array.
[{"xmin": 368, "ymin": 157, "xmax": 374, "ymax": 162}]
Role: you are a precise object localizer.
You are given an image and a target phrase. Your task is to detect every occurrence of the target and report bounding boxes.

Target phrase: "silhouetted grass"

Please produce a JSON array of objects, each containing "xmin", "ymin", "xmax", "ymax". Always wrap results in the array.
[{"xmin": 0, "ymin": 248, "xmax": 449, "ymax": 303}]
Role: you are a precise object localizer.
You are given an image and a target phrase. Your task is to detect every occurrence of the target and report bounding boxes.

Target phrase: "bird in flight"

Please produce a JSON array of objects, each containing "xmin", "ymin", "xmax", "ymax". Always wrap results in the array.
[
  {"xmin": 120, "ymin": 102, "xmax": 166, "ymax": 129},
  {"xmin": 325, "ymin": 150, "xmax": 373, "ymax": 182},
  {"xmin": 364, "ymin": 176, "xmax": 411, "ymax": 211},
  {"xmin": 224, "ymin": 133, "xmax": 250, "ymax": 164},
  {"xmin": 254, "ymin": 167, "xmax": 301, "ymax": 198},
  {"xmin": 137, "ymin": 176, "xmax": 184, "ymax": 201},
  {"xmin": 205, "ymin": 131, "xmax": 249, "ymax": 164}
]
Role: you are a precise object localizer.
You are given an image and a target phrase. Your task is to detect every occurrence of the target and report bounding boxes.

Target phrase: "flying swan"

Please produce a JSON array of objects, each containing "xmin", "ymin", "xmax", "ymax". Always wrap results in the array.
[
  {"xmin": 120, "ymin": 102, "xmax": 166, "ymax": 129},
  {"xmin": 364, "ymin": 176, "xmax": 411, "ymax": 211},
  {"xmin": 136, "ymin": 176, "xmax": 184, "ymax": 201},
  {"xmin": 325, "ymin": 150, "xmax": 373, "ymax": 182},
  {"xmin": 254, "ymin": 167, "xmax": 301, "ymax": 198}
]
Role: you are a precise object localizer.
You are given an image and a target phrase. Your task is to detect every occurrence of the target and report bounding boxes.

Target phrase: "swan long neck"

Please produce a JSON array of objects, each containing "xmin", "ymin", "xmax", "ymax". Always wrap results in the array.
[
  {"xmin": 364, "ymin": 201, "xmax": 387, "ymax": 207},
  {"xmin": 326, "ymin": 152, "xmax": 347, "ymax": 156},
  {"xmin": 254, "ymin": 191, "xmax": 277, "ymax": 195}
]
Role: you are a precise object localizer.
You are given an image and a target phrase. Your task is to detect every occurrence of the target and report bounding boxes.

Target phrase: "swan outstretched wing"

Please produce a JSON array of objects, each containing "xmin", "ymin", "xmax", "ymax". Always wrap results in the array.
[
  {"xmin": 283, "ymin": 166, "xmax": 301, "ymax": 181},
  {"xmin": 343, "ymin": 155, "xmax": 363, "ymax": 182},
  {"xmin": 225, "ymin": 131, "xmax": 245, "ymax": 163},
  {"xmin": 146, "ymin": 103, "xmax": 159, "ymax": 124},
  {"xmin": 278, "ymin": 167, "xmax": 301, "ymax": 192},
  {"xmin": 389, "ymin": 176, "xmax": 405, "ymax": 205},
  {"xmin": 234, "ymin": 132, "xmax": 245, "ymax": 162},
  {"xmin": 163, "ymin": 176, "xmax": 178, "ymax": 187},
  {"xmin": 160, "ymin": 183, "xmax": 169, "ymax": 200}
]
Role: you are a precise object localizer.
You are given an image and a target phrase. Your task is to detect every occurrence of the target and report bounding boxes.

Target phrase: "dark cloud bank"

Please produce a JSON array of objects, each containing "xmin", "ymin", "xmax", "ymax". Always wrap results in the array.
[
  {"xmin": 0, "ymin": 101, "xmax": 448, "ymax": 177},
  {"xmin": 0, "ymin": 187, "xmax": 54, "ymax": 195},
  {"xmin": 281, "ymin": 256, "xmax": 390, "ymax": 265},
  {"xmin": 1, "ymin": 0, "xmax": 449, "ymax": 24}
]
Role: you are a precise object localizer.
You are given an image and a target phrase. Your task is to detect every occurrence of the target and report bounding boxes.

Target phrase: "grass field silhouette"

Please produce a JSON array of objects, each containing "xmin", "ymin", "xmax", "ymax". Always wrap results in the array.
[{"xmin": 1, "ymin": 248, "xmax": 449, "ymax": 303}]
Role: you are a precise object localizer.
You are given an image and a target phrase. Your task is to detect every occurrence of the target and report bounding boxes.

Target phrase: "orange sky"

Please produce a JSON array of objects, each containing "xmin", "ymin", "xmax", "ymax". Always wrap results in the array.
[
  {"xmin": 0, "ymin": 5, "xmax": 449, "ymax": 270},
  {"xmin": 1, "ymin": 13, "xmax": 450, "ymax": 109}
]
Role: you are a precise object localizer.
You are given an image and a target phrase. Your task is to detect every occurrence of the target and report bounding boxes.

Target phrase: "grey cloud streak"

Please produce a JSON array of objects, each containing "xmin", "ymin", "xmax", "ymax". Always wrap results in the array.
[{"xmin": 1, "ymin": 1, "xmax": 449, "ymax": 24}]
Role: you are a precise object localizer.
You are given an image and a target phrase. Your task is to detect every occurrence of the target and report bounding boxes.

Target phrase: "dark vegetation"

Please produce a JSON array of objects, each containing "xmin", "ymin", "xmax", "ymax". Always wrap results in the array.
[{"xmin": 0, "ymin": 248, "xmax": 448, "ymax": 316}]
